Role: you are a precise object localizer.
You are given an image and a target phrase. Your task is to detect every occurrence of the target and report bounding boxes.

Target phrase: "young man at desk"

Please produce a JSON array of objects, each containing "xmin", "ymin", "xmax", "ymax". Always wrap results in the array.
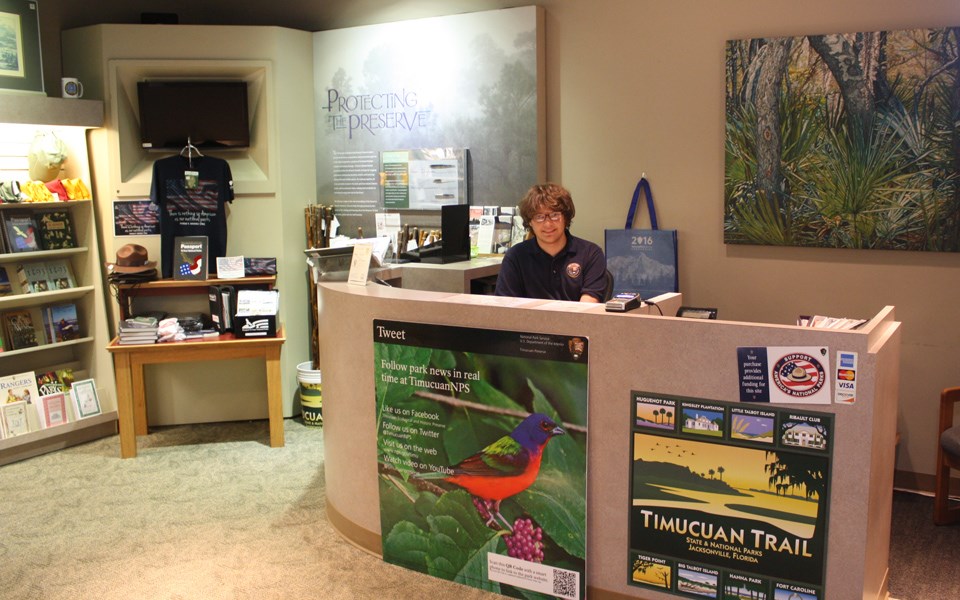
[{"xmin": 494, "ymin": 183, "xmax": 606, "ymax": 302}]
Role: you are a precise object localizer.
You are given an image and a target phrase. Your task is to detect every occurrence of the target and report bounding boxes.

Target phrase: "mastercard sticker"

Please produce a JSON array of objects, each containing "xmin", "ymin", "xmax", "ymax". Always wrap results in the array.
[{"xmin": 834, "ymin": 351, "xmax": 858, "ymax": 404}]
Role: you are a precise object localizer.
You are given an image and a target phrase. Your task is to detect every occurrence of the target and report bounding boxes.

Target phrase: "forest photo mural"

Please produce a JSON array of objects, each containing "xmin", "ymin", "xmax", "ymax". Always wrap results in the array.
[{"xmin": 724, "ymin": 27, "xmax": 960, "ymax": 252}]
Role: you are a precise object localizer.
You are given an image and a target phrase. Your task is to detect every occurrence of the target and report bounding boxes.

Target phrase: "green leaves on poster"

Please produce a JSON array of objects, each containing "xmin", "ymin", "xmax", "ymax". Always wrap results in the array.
[
  {"xmin": 382, "ymin": 490, "xmax": 502, "ymax": 591},
  {"xmin": 517, "ymin": 469, "xmax": 586, "ymax": 559}
]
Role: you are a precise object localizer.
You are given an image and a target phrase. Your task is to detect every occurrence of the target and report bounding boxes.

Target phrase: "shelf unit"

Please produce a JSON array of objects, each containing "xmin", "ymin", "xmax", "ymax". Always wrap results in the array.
[
  {"xmin": 114, "ymin": 275, "xmax": 277, "ymax": 321},
  {"xmin": 0, "ymin": 98, "xmax": 117, "ymax": 466}
]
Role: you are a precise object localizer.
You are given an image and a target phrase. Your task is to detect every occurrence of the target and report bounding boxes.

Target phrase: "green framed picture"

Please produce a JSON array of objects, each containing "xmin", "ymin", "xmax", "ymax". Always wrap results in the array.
[{"xmin": 0, "ymin": 0, "xmax": 43, "ymax": 93}]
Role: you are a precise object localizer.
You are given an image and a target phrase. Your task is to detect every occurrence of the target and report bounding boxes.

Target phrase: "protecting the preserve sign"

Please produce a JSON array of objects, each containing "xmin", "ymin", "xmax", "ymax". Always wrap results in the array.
[{"xmin": 628, "ymin": 391, "xmax": 833, "ymax": 600}]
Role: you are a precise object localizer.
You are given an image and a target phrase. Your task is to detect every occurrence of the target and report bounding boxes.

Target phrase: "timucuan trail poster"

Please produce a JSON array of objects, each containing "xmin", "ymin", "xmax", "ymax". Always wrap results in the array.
[
  {"xmin": 373, "ymin": 319, "xmax": 588, "ymax": 599},
  {"xmin": 629, "ymin": 391, "xmax": 833, "ymax": 600}
]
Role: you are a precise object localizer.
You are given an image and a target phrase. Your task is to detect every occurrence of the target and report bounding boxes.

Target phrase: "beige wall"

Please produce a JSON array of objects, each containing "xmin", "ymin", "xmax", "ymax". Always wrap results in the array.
[
  {"xmin": 526, "ymin": 0, "xmax": 960, "ymax": 486},
  {"xmin": 46, "ymin": 0, "xmax": 960, "ymax": 480},
  {"xmin": 62, "ymin": 25, "xmax": 315, "ymax": 423}
]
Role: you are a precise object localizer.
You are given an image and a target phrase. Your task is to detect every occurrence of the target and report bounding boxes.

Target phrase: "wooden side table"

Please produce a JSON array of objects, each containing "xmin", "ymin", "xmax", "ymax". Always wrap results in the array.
[{"xmin": 107, "ymin": 327, "xmax": 286, "ymax": 458}]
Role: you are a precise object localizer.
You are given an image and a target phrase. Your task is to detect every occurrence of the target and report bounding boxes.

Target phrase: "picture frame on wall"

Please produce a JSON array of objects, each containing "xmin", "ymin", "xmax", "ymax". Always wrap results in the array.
[{"xmin": 0, "ymin": 0, "xmax": 43, "ymax": 94}]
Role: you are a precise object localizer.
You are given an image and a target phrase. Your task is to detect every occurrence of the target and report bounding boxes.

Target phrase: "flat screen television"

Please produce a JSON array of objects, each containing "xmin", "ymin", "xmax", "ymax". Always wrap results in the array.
[{"xmin": 137, "ymin": 80, "xmax": 250, "ymax": 150}]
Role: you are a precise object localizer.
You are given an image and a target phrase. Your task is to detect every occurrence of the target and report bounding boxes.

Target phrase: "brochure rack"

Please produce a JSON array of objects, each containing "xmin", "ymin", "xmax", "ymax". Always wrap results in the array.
[{"xmin": 0, "ymin": 97, "xmax": 117, "ymax": 466}]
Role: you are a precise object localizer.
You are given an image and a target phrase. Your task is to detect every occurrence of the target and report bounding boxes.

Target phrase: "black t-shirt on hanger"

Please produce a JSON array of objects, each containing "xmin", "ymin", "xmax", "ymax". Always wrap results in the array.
[{"xmin": 150, "ymin": 155, "xmax": 234, "ymax": 278}]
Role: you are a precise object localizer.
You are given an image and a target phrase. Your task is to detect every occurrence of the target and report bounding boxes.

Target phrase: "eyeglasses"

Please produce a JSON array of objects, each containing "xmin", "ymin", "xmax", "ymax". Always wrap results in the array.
[{"xmin": 531, "ymin": 212, "xmax": 563, "ymax": 224}]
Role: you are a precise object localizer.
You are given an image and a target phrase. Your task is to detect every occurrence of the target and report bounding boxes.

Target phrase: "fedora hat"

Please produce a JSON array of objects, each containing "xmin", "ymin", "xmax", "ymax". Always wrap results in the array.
[{"xmin": 106, "ymin": 244, "xmax": 157, "ymax": 274}]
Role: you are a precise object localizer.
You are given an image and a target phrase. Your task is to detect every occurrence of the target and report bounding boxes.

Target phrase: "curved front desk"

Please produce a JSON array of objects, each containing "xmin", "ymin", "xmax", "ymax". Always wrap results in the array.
[{"xmin": 317, "ymin": 282, "xmax": 900, "ymax": 600}]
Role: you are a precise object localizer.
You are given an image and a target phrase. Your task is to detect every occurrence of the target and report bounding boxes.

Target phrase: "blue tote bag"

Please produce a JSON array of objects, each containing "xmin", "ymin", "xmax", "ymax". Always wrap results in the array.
[{"xmin": 604, "ymin": 177, "xmax": 678, "ymax": 300}]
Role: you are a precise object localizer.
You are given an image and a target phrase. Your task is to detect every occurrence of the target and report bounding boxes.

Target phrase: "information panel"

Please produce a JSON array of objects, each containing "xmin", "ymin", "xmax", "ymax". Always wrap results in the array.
[
  {"xmin": 628, "ymin": 392, "xmax": 832, "ymax": 600},
  {"xmin": 374, "ymin": 320, "xmax": 588, "ymax": 599}
]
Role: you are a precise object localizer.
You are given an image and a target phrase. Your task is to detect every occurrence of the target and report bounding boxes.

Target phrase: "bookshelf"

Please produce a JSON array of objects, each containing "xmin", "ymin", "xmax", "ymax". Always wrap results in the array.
[{"xmin": 0, "ymin": 99, "xmax": 117, "ymax": 466}]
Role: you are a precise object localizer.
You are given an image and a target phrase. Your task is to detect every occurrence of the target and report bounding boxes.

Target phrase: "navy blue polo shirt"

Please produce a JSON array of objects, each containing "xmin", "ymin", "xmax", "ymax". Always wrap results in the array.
[{"xmin": 495, "ymin": 233, "xmax": 606, "ymax": 301}]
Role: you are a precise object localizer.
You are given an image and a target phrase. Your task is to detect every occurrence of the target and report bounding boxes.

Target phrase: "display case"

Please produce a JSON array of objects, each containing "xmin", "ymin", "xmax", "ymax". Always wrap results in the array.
[{"xmin": 0, "ymin": 96, "xmax": 117, "ymax": 466}]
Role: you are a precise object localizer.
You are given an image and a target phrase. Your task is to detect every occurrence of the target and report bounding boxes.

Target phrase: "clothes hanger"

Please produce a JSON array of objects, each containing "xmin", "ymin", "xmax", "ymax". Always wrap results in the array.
[{"xmin": 179, "ymin": 136, "xmax": 204, "ymax": 168}]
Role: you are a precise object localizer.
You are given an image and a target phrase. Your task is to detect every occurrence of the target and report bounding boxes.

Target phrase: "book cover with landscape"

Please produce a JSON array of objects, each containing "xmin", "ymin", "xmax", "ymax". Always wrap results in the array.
[
  {"xmin": 43, "ymin": 304, "xmax": 80, "ymax": 343},
  {"xmin": 628, "ymin": 392, "xmax": 832, "ymax": 599}
]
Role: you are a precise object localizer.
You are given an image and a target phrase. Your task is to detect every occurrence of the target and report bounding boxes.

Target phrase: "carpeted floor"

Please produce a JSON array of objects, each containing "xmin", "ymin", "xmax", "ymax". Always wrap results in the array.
[
  {"xmin": 0, "ymin": 419, "xmax": 499, "ymax": 600},
  {"xmin": 0, "ymin": 419, "xmax": 956, "ymax": 599},
  {"xmin": 888, "ymin": 490, "xmax": 960, "ymax": 600}
]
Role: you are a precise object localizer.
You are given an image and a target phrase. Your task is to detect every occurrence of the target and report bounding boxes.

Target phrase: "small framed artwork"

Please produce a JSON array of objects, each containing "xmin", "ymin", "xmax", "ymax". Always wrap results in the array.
[
  {"xmin": 70, "ymin": 379, "xmax": 101, "ymax": 419},
  {"xmin": 0, "ymin": 0, "xmax": 43, "ymax": 94}
]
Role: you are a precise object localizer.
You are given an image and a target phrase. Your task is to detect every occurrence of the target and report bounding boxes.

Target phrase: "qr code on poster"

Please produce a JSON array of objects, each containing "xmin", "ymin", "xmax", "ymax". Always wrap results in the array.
[{"xmin": 552, "ymin": 568, "xmax": 579, "ymax": 599}]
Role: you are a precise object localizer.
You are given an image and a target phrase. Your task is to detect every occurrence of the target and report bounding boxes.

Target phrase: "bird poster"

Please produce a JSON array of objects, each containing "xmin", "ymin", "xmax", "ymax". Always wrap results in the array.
[
  {"xmin": 628, "ymin": 391, "xmax": 833, "ymax": 600},
  {"xmin": 373, "ymin": 320, "xmax": 588, "ymax": 599}
]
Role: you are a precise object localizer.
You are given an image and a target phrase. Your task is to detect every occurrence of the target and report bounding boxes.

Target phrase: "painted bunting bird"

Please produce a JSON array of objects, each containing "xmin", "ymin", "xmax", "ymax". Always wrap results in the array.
[{"xmin": 418, "ymin": 412, "xmax": 565, "ymax": 529}]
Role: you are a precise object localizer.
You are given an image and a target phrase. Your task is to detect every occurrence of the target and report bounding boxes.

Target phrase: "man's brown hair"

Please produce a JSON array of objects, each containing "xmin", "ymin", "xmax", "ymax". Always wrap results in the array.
[{"xmin": 518, "ymin": 183, "xmax": 575, "ymax": 230}]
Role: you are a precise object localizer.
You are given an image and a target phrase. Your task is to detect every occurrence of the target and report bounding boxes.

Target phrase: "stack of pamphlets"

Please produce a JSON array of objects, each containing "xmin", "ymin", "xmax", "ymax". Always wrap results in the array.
[
  {"xmin": 117, "ymin": 315, "xmax": 160, "ymax": 345},
  {"xmin": 236, "ymin": 290, "xmax": 280, "ymax": 316},
  {"xmin": 796, "ymin": 314, "xmax": 869, "ymax": 330}
]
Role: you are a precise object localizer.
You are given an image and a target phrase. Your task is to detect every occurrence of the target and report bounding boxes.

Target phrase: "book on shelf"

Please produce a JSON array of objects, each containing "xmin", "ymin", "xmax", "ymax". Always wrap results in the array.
[
  {"xmin": 117, "ymin": 337, "xmax": 158, "ymax": 345},
  {"xmin": 2, "ymin": 211, "xmax": 41, "ymax": 253},
  {"xmin": 0, "ymin": 214, "xmax": 8, "ymax": 254},
  {"xmin": 42, "ymin": 303, "xmax": 80, "ymax": 344},
  {"xmin": 36, "ymin": 209, "xmax": 77, "ymax": 250},
  {"xmin": 70, "ymin": 379, "xmax": 101, "ymax": 420},
  {"xmin": 0, "ymin": 266, "xmax": 12, "ymax": 296},
  {"xmin": 36, "ymin": 370, "xmax": 63, "ymax": 395},
  {"xmin": 2, "ymin": 309, "xmax": 39, "ymax": 349},
  {"xmin": 173, "ymin": 236, "xmax": 209, "ymax": 280},
  {"xmin": 44, "ymin": 259, "xmax": 77, "ymax": 290},
  {"xmin": 797, "ymin": 314, "xmax": 869, "ymax": 330},
  {"xmin": 117, "ymin": 327, "xmax": 158, "ymax": 337},
  {"xmin": 0, "ymin": 370, "xmax": 41, "ymax": 407},
  {"xmin": 118, "ymin": 315, "xmax": 159, "ymax": 344},
  {"xmin": 1, "ymin": 400, "xmax": 31, "ymax": 437},
  {"xmin": 35, "ymin": 392, "xmax": 69, "ymax": 428},
  {"xmin": 16, "ymin": 261, "xmax": 50, "ymax": 293},
  {"xmin": 56, "ymin": 368, "xmax": 76, "ymax": 391},
  {"xmin": 36, "ymin": 367, "xmax": 74, "ymax": 395},
  {"xmin": 119, "ymin": 315, "xmax": 160, "ymax": 330}
]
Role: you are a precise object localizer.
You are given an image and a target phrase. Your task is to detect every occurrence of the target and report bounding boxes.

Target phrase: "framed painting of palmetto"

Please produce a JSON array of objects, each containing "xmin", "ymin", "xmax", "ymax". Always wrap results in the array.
[{"xmin": 724, "ymin": 27, "xmax": 960, "ymax": 252}]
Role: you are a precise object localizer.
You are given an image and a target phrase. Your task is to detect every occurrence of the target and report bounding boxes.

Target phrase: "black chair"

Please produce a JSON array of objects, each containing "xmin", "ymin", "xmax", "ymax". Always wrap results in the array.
[
  {"xmin": 935, "ymin": 387, "xmax": 960, "ymax": 524},
  {"xmin": 602, "ymin": 269, "xmax": 614, "ymax": 302}
]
